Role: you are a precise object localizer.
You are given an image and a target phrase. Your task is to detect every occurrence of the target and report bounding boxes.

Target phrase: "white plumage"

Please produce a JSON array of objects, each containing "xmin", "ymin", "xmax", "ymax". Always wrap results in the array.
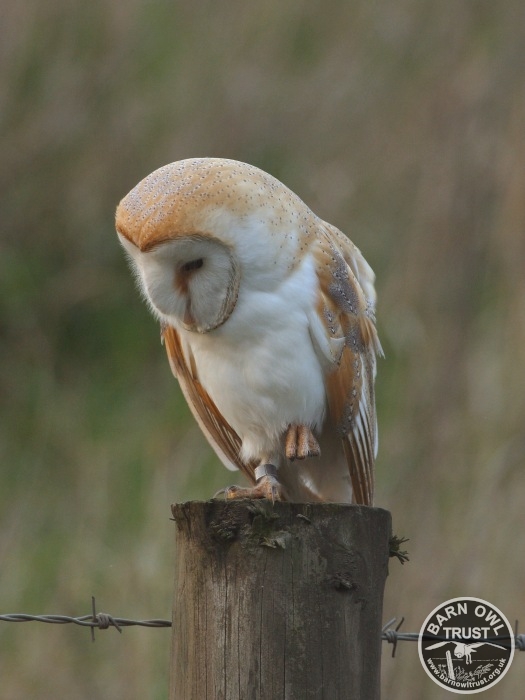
[{"xmin": 116, "ymin": 158, "xmax": 382, "ymax": 504}]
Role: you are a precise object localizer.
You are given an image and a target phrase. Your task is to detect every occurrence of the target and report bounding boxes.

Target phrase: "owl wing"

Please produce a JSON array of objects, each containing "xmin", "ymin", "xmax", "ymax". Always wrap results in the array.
[
  {"xmin": 470, "ymin": 642, "xmax": 506, "ymax": 650},
  {"xmin": 425, "ymin": 642, "xmax": 450, "ymax": 650},
  {"xmin": 162, "ymin": 324, "xmax": 257, "ymax": 484},
  {"xmin": 311, "ymin": 222, "xmax": 383, "ymax": 505}
]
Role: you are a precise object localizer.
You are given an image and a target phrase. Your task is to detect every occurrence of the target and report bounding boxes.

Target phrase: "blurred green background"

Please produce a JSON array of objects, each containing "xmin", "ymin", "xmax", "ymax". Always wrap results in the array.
[{"xmin": 1, "ymin": 1, "xmax": 524, "ymax": 698}]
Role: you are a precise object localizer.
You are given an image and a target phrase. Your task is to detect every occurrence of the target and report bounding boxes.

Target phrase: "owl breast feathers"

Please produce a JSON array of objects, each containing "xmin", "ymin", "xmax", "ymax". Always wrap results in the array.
[{"xmin": 116, "ymin": 158, "xmax": 382, "ymax": 504}]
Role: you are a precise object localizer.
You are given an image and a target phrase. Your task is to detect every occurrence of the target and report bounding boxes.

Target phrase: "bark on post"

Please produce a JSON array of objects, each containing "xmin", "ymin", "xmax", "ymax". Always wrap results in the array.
[{"xmin": 170, "ymin": 500, "xmax": 391, "ymax": 700}]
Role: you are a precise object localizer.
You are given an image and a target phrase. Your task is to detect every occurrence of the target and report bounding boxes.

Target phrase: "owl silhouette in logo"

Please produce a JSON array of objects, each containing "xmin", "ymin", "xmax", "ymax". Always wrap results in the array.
[{"xmin": 425, "ymin": 640, "xmax": 506, "ymax": 665}]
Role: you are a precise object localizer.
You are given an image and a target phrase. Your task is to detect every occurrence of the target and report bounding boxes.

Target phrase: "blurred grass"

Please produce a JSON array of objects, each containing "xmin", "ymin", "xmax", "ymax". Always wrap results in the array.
[{"xmin": 1, "ymin": 1, "xmax": 524, "ymax": 698}]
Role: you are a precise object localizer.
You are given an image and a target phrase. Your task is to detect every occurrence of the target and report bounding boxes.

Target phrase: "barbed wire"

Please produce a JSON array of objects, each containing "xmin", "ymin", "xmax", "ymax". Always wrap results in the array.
[
  {"xmin": 0, "ymin": 598, "xmax": 171, "ymax": 642},
  {"xmin": 1, "ymin": 599, "xmax": 524, "ymax": 653},
  {"xmin": 381, "ymin": 618, "xmax": 525, "ymax": 657}
]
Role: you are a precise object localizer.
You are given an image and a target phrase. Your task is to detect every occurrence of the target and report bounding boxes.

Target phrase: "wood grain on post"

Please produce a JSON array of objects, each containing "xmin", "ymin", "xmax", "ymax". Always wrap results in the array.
[{"xmin": 170, "ymin": 500, "xmax": 391, "ymax": 700}]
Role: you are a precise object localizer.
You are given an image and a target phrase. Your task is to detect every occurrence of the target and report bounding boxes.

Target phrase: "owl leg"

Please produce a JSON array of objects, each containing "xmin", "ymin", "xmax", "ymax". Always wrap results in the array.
[
  {"xmin": 285, "ymin": 424, "xmax": 320, "ymax": 460},
  {"xmin": 216, "ymin": 464, "xmax": 283, "ymax": 502}
]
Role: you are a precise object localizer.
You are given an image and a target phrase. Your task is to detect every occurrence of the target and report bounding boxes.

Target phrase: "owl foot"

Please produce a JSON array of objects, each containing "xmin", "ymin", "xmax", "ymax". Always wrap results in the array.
[
  {"xmin": 285, "ymin": 424, "xmax": 320, "ymax": 460},
  {"xmin": 215, "ymin": 464, "xmax": 283, "ymax": 502},
  {"xmin": 222, "ymin": 476, "xmax": 282, "ymax": 502}
]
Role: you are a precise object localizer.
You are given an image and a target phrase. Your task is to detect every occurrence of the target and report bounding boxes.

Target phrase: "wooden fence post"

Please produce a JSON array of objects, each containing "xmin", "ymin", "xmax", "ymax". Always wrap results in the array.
[{"xmin": 170, "ymin": 500, "xmax": 391, "ymax": 700}]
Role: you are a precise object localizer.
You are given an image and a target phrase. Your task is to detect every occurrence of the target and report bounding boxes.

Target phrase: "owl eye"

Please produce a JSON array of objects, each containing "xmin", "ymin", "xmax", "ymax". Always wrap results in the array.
[{"xmin": 181, "ymin": 258, "xmax": 204, "ymax": 272}]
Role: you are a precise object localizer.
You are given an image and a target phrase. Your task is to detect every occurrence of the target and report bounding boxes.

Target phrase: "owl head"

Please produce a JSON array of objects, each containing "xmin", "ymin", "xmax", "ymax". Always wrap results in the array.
[{"xmin": 116, "ymin": 158, "xmax": 311, "ymax": 333}]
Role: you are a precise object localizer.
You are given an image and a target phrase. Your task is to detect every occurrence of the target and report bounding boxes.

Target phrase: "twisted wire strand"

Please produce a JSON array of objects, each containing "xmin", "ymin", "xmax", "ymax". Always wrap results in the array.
[{"xmin": 0, "ymin": 612, "xmax": 171, "ymax": 628}]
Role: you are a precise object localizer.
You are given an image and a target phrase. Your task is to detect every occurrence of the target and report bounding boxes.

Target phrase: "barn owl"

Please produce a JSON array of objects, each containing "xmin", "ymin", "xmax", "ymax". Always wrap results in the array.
[{"xmin": 116, "ymin": 158, "xmax": 382, "ymax": 504}]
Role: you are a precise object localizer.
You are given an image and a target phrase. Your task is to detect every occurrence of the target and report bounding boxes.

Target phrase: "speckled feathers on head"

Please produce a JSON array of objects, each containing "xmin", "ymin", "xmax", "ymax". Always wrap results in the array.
[{"xmin": 115, "ymin": 158, "xmax": 317, "ymax": 255}]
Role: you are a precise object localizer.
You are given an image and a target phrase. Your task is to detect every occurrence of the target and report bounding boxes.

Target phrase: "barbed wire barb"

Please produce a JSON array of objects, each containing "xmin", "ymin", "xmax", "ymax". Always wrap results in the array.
[
  {"xmin": 90, "ymin": 596, "xmax": 122, "ymax": 642},
  {"xmin": 382, "ymin": 616, "xmax": 405, "ymax": 657}
]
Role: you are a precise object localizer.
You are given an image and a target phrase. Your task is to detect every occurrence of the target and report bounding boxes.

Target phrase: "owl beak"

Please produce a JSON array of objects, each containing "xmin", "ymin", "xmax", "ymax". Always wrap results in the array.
[{"xmin": 182, "ymin": 303, "xmax": 197, "ymax": 331}]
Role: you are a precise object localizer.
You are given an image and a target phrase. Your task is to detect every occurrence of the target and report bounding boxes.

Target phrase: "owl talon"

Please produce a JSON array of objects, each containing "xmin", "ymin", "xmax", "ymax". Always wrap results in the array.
[
  {"xmin": 214, "ymin": 476, "xmax": 283, "ymax": 502},
  {"xmin": 285, "ymin": 424, "xmax": 320, "ymax": 460}
]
